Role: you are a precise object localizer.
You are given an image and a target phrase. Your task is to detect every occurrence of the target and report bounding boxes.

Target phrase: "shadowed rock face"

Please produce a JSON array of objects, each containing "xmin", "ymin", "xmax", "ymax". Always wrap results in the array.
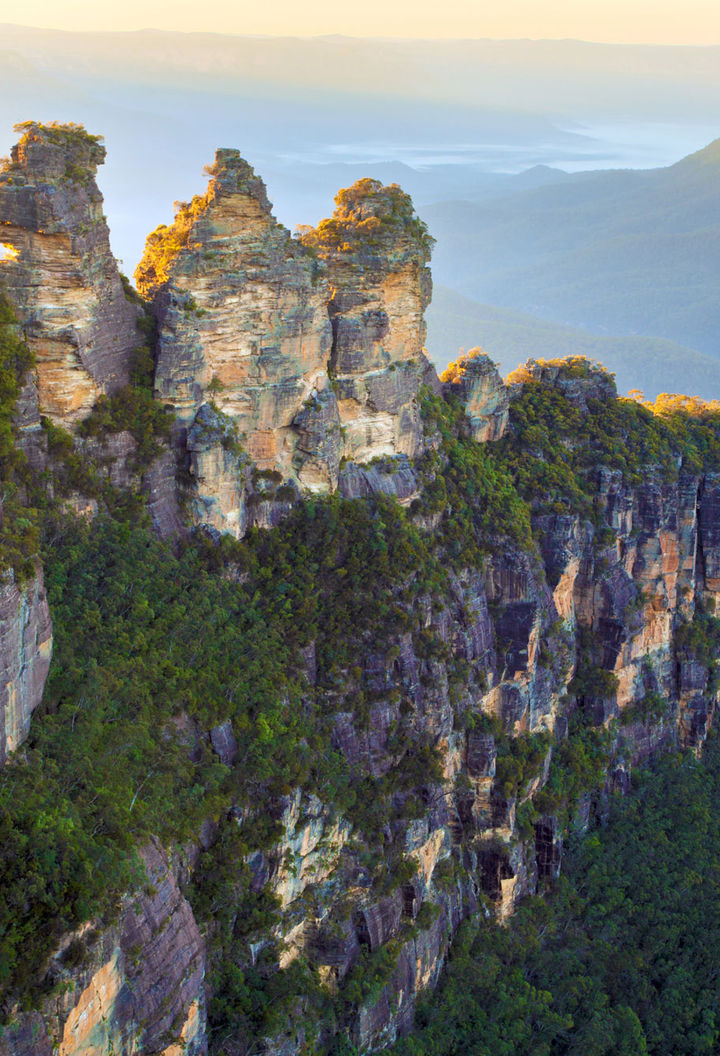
[
  {"xmin": 5, "ymin": 400, "xmax": 720, "ymax": 1054},
  {"xmin": 0, "ymin": 565, "xmax": 52, "ymax": 766},
  {"xmin": 0, "ymin": 123, "xmax": 139, "ymax": 424},
  {"xmin": 700, "ymin": 473, "xmax": 720, "ymax": 596},
  {"xmin": 2, "ymin": 843, "xmax": 206, "ymax": 1056}
]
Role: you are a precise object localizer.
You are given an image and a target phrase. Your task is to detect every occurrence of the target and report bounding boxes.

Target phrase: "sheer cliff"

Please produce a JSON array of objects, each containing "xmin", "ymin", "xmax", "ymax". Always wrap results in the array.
[
  {"xmin": 136, "ymin": 162, "xmax": 435, "ymax": 536},
  {"xmin": 0, "ymin": 122, "xmax": 719, "ymax": 1056},
  {"xmin": 0, "ymin": 123, "xmax": 139, "ymax": 425}
]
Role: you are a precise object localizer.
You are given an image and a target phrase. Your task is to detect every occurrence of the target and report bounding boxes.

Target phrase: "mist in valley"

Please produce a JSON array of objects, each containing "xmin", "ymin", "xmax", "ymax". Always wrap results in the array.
[{"xmin": 2, "ymin": 25, "xmax": 719, "ymax": 397}]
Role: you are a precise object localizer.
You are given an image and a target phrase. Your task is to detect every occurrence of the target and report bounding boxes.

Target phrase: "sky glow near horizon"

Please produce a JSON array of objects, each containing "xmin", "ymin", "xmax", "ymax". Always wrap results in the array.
[{"xmin": 4, "ymin": 0, "xmax": 720, "ymax": 44}]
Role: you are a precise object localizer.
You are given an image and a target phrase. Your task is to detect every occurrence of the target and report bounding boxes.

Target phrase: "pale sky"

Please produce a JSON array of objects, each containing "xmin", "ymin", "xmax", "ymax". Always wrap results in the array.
[{"xmin": 4, "ymin": 0, "xmax": 720, "ymax": 44}]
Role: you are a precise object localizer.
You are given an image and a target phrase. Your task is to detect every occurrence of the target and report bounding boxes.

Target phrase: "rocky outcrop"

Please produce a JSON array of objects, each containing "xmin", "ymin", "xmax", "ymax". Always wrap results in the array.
[
  {"xmin": 301, "ymin": 178, "xmax": 434, "ymax": 465},
  {"xmin": 0, "ymin": 565, "xmax": 52, "ymax": 766},
  {"xmin": 138, "ymin": 151, "xmax": 334, "ymax": 490},
  {"xmin": 4, "ymin": 843, "xmax": 206, "ymax": 1056},
  {"xmin": 0, "ymin": 122, "xmax": 138, "ymax": 425},
  {"xmin": 700, "ymin": 473, "xmax": 720, "ymax": 596},
  {"xmin": 440, "ymin": 348, "xmax": 509, "ymax": 442},
  {"xmin": 137, "ymin": 164, "xmax": 438, "ymax": 537},
  {"xmin": 3, "ymin": 357, "xmax": 720, "ymax": 1056},
  {"xmin": 513, "ymin": 365, "xmax": 720, "ymax": 759},
  {"xmin": 185, "ymin": 403, "xmax": 250, "ymax": 539},
  {"xmin": 507, "ymin": 356, "xmax": 617, "ymax": 409},
  {"xmin": 1, "ymin": 122, "xmax": 719, "ymax": 1056}
]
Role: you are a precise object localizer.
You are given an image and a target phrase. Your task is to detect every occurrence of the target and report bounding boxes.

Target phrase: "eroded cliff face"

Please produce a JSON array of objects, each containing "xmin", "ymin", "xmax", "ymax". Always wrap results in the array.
[
  {"xmin": 0, "ymin": 565, "xmax": 52, "ymax": 765},
  {"xmin": 2, "ymin": 126, "xmax": 720, "ymax": 1056},
  {"xmin": 216, "ymin": 363, "xmax": 720, "ymax": 1053},
  {"xmin": 0, "ymin": 123, "xmax": 138, "ymax": 425},
  {"xmin": 510, "ymin": 361, "xmax": 720, "ymax": 755},
  {"xmin": 6, "ymin": 357, "xmax": 720, "ymax": 1056},
  {"xmin": 137, "ymin": 150, "xmax": 336, "ymax": 510},
  {"xmin": 136, "ymin": 165, "xmax": 436, "ymax": 537},
  {"xmin": 2, "ymin": 843, "xmax": 206, "ymax": 1056},
  {"xmin": 301, "ymin": 179, "xmax": 434, "ymax": 465}
]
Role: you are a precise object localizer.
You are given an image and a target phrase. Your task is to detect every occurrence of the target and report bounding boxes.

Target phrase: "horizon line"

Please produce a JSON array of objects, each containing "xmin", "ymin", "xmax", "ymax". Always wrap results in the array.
[{"xmin": 3, "ymin": 22, "xmax": 720, "ymax": 48}]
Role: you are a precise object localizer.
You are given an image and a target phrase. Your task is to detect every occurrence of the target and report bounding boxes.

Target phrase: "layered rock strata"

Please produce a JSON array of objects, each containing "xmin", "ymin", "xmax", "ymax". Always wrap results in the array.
[
  {"xmin": 2, "ymin": 126, "xmax": 720, "ymax": 1056},
  {"xmin": 510, "ymin": 361, "xmax": 719, "ymax": 750},
  {"xmin": 5, "ymin": 361, "xmax": 720, "ymax": 1055},
  {"xmin": 138, "ymin": 164, "xmax": 437, "ymax": 536},
  {"xmin": 300, "ymin": 178, "xmax": 435, "ymax": 464},
  {"xmin": 440, "ymin": 348, "xmax": 509, "ymax": 442},
  {"xmin": 0, "ymin": 123, "xmax": 138, "ymax": 424},
  {"xmin": 137, "ymin": 150, "xmax": 335, "ymax": 500},
  {"xmin": 2, "ymin": 843, "xmax": 206, "ymax": 1056}
]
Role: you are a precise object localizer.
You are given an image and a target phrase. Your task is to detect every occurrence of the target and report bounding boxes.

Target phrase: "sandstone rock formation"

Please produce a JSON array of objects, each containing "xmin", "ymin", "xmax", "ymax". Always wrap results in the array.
[
  {"xmin": 0, "ymin": 565, "xmax": 52, "ymax": 766},
  {"xmin": 137, "ymin": 150, "xmax": 335, "ymax": 492},
  {"xmin": 440, "ymin": 348, "xmax": 509, "ymax": 442},
  {"xmin": 2, "ymin": 124, "xmax": 720, "ymax": 1056},
  {"xmin": 300, "ymin": 178, "xmax": 435, "ymax": 464},
  {"xmin": 3, "ymin": 356, "xmax": 720, "ymax": 1056},
  {"xmin": 2, "ymin": 843, "xmax": 206, "ymax": 1056},
  {"xmin": 0, "ymin": 122, "xmax": 138, "ymax": 424},
  {"xmin": 137, "ymin": 163, "xmax": 438, "ymax": 537},
  {"xmin": 508, "ymin": 362, "xmax": 720, "ymax": 752}
]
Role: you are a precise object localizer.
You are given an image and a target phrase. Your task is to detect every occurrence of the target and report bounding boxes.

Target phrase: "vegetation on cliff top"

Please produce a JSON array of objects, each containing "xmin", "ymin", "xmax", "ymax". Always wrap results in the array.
[
  {"xmin": 12, "ymin": 121, "xmax": 103, "ymax": 149},
  {"xmin": 418, "ymin": 388, "xmax": 534, "ymax": 562},
  {"xmin": 2, "ymin": 123, "xmax": 105, "ymax": 186},
  {"xmin": 500, "ymin": 357, "xmax": 720, "ymax": 519},
  {"xmin": 299, "ymin": 178, "xmax": 435, "ymax": 262},
  {"xmin": 135, "ymin": 193, "xmax": 211, "ymax": 297}
]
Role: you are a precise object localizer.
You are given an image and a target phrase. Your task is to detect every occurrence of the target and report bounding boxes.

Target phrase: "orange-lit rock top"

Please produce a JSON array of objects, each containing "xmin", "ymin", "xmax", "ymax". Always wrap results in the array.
[
  {"xmin": 139, "ymin": 158, "xmax": 439, "ymax": 535},
  {"xmin": 441, "ymin": 348, "xmax": 509, "ymax": 442},
  {"xmin": 301, "ymin": 178, "xmax": 435, "ymax": 464},
  {"xmin": 0, "ymin": 122, "xmax": 139, "ymax": 424}
]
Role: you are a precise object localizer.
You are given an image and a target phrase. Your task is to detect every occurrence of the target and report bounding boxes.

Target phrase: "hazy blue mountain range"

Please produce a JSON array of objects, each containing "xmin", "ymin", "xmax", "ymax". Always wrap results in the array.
[
  {"xmin": 424, "ymin": 139, "xmax": 720, "ymax": 369},
  {"xmin": 1, "ymin": 25, "xmax": 720, "ymax": 396},
  {"xmin": 428, "ymin": 286, "xmax": 720, "ymax": 399}
]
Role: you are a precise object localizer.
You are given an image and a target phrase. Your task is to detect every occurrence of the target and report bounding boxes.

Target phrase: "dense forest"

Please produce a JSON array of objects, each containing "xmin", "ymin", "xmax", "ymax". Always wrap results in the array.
[
  {"xmin": 390, "ymin": 731, "xmax": 720, "ymax": 1056},
  {"xmin": 2, "ymin": 128, "xmax": 720, "ymax": 1052},
  {"xmin": 2, "ymin": 346, "xmax": 720, "ymax": 1051}
]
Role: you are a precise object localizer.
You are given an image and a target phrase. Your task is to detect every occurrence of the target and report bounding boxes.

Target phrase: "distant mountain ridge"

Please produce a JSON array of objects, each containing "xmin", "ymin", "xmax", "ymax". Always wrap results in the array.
[
  {"xmin": 427, "ymin": 287, "xmax": 720, "ymax": 400},
  {"xmin": 424, "ymin": 136, "xmax": 720, "ymax": 392}
]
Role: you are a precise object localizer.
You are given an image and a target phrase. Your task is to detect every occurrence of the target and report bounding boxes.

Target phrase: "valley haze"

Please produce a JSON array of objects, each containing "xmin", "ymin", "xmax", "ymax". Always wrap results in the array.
[{"xmin": 2, "ymin": 25, "xmax": 720, "ymax": 397}]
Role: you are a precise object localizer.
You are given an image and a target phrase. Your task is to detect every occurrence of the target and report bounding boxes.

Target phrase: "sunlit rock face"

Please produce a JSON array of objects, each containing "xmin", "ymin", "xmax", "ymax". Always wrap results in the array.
[
  {"xmin": 137, "ymin": 150, "xmax": 336, "ymax": 491},
  {"xmin": 138, "ymin": 164, "xmax": 439, "ymax": 534},
  {"xmin": 0, "ymin": 564, "xmax": 52, "ymax": 766},
  {"xmin": 0, "ymin": 123, "xmax": 138, "ymax": 424},
  {"xmin": 300, "ymin": 178, "xmax": 435, "ymax": 464},
  {"xmin": 440, "ymin": 348, "xmax": 509, "ymax": 442}
]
